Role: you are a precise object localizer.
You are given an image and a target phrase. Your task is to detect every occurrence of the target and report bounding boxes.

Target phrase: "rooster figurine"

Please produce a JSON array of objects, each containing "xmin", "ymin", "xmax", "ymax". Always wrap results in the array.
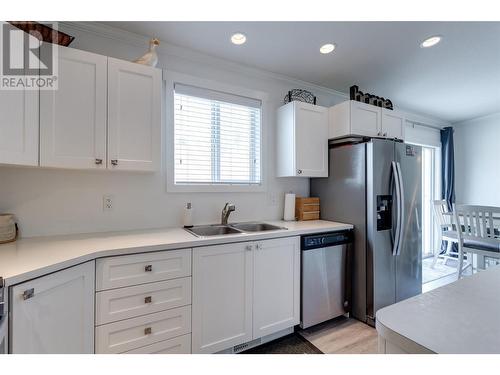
[{"xmin": 133, "ymin": 38, "xmax": 160, "ymax": 67}]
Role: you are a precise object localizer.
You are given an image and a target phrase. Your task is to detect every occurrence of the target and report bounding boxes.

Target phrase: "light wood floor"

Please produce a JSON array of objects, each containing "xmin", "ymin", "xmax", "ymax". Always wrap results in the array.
[{"xmin": 298, "ymin": 316, "xmax": 378, "ymax": 354}]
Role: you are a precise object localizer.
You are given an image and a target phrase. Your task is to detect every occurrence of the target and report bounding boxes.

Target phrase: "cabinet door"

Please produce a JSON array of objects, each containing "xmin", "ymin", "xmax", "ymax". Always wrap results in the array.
[
  {"xmin": 192, "ymin": 242, "xmax": 253, "ymax": 353},
  {"xmin": 10, "ymin": 261, "xmax": 95, "ymax": 353},
  {"xmin": 350, "ymin": 101, "xmax": 382, "ymax": 137},
  {"xmin": 382, "ymin": 109, "xmax": 405, "ymax": 140},
  {"xmin": 295, "ymin": 102, "xmax": 328, "ymax": 177},
  {"xmin": 107, "ymin": 58, "xmax": 161, "ymax": 171},
  {"xmin": 253, "ymin": 237, "xmax": 300, "ymax": 338},
  {"xmin": 0, "ymin": 89, "xmax": 39, "ymax": 166},
  {"xmin": 40, "ymin": 47, "xmax": 107, "ymax": 169}
]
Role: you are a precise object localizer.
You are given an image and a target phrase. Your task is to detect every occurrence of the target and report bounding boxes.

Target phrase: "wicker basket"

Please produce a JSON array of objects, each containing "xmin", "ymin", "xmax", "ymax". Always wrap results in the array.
[{"xmin": 0, "ymin": 214, "xmax": 18, "ymax": 244}]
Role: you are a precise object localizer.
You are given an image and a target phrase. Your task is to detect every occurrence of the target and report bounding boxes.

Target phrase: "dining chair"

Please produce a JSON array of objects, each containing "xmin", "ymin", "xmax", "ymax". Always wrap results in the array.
[
  {"xmin": 453, "ymin": 204, "xmax": 500, "ymax": 278},
  {"xmin": 431, "ymin": 200, "xmax": 458, "ymax": 268}
]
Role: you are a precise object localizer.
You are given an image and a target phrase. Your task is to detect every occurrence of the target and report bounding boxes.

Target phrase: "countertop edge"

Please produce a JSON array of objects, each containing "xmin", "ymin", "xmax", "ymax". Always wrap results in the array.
[
  {"xmin": 1, "ymin": 221, "xmax": 353, "ymax": 287},
  {"xmin": 376, "ymin": 316, "xmax": 435, "ymax": 354}
]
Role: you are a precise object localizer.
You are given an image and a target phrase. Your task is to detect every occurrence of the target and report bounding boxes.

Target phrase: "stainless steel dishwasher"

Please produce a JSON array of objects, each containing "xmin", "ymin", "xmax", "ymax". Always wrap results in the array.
[{"xmin": 300, "ymin": 230, "xmax": 353, "ymax": 329}]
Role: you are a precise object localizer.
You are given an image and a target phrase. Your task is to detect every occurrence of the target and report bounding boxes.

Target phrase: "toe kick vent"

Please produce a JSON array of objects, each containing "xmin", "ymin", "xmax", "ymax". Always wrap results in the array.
[{"xmin": 233, "ymin": 338, "xmax": 262, "ymax": 353}]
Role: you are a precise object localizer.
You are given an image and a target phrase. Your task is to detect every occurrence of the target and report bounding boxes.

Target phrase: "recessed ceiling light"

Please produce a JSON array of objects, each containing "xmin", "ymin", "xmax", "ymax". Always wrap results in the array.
[
  {"xmin": 320, "ymin": 43, "xmax": 336, "ymax": 54},
  {"xmin": 231, "ymin": 33, "xmax": 246, "ymax": 45},
  {"xmin": 420, "ymin": 35, "xmax": 442, "ymax": 48}
]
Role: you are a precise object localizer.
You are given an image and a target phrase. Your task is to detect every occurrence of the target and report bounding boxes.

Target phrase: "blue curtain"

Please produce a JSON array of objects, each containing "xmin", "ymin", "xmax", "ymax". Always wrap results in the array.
[{"xmin": 440, "ymin": 127, "xmax": 457, "ymax": 254}]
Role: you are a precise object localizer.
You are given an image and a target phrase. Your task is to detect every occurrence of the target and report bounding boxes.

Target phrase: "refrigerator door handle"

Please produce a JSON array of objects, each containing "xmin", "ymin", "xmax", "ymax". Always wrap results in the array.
[
  {"xmin": 391, "ymin": 161, "xmax": 401, "ymax": 256},
  {"xmin": 396, "ymin": 162, "xmax": 405, "ymax": 256}
]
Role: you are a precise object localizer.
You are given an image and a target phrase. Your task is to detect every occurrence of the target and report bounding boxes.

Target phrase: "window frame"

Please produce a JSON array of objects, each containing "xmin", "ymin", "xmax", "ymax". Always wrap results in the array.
[{"xmin": 165, "ymin": 71, "xmax": 269, "ymax": 193}]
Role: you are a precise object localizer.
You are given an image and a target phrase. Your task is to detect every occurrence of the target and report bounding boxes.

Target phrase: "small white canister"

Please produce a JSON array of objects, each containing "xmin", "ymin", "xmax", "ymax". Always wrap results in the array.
[{"xmin": 0, "ymin": 214, "xmax": 17, "ymax": 244}]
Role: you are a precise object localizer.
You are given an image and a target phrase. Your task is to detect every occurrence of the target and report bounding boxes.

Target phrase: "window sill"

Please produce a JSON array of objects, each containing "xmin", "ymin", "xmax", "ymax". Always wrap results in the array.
[{"xmin": 166, "ymin": 182, "xmax": 266, "ymax": 193}]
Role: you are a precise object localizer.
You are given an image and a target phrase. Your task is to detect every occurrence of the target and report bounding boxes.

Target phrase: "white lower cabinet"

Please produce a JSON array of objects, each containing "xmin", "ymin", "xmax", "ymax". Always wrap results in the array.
[
  {"xmin": 95, "ymin": 305, "xmax": 191, "ymax": 354},
  {"xmin": 192, "ymin": 242, "xmax": 253, "ymax": 354},
  {"xmin": 10, "ymin": 261, "xmax": 95, "ymax": 354},
  {"xmin": 192, "ymin": 237, "xmax": 300, "ymax": 354},
  {"xmin": 95, "ymin": 248, "xmax": 193, "ymax": 354},
  {"xmin": 124, "ymin": 333, "xmax": 191, "ymax": 354},
  {"xmin": 96, "ymin": 249, "xmax": 191, "ymax": 291},
  {"xmin": 253, "ymin": 237, "xmax": 300, "ymax": 338},
  {"xmin": 95, "ymin": 277, "xmax": 191, "ymax": 325}
]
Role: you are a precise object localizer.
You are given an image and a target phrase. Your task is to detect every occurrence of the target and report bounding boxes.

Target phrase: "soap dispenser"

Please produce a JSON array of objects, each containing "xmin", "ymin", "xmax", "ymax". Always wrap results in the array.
[{"xmin": 183, "ymin": 202, "xmax": 193, "ymax": 228}]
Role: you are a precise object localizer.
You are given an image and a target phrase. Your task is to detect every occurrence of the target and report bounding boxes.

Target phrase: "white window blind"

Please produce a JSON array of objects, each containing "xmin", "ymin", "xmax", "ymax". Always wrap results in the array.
[{"xmin": 174, "ymin": 83, "xmax": 262, "ymax": 186}]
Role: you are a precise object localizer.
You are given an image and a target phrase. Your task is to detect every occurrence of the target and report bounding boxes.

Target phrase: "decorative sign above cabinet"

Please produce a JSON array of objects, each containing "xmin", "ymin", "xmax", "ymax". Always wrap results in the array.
[{"xmin": 350, "ymin": 85, "xmax": 393, "ymax": 110}]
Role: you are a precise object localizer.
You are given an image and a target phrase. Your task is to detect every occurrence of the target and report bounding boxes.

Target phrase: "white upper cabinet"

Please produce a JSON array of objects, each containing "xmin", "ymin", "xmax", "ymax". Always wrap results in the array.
[
  {"xmin": 0, "ymin": 88, "xmax": 39, "ymax": 166},
  {"xmin": 40, "ymin": 48, "xmax": 107, "ymax": 169},
  {"xmin": 277, "ymin": 101, "xmax": 328, "ymax": 177},
  {"xmin": 350, "ymin": 100, "xmax": 382, "ymax": 137},
  {"xmin": 329, "ymin": 100, "xmax": 405, "ymax": 141},
  {"xmin": 107, "ymin": 58, "xmax": 161, "ymax": 172},
  {"xmin": 381, "ymin": 108, "xmax": 405, "ymax": 139},
  {"xmin": 10, "ymin": 261, "xmax": 95, "ymax": 354},
  {"xmin": 2, "ymin": 45, "xmax": 161, "ymax": 171},
  {"xmin": 253, "ymin": 237, "xmax": 300, "ymax": 338}
]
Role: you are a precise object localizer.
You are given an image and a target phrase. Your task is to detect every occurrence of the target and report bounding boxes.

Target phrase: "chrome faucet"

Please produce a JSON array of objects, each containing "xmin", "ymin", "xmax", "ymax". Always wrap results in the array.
[{"xmin": 221, "ymin": 203, "xmax": 236, "ymax": 225}]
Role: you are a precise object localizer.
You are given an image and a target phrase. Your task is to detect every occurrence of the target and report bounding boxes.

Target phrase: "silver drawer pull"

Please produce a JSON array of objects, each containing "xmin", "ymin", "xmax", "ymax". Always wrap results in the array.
[
  {"xmin": 110, "ymin": 159, "xmax": 118, "ymax": 166},
  {"xmin": 144, "ymin": 327, "xmax": 152, "ymax": 335},
  {"xmin": 144, "ymin": 265, "xmax": 153, "ymax": 272},
  {"xmin": 144, "ymin": 296, "xmax": 152, "ymax": 304},
  {"xmin": 95, "ymin": 158, "xmax": 103, "ymax": 165},
  {"xmin": 22, "ymin": 288, "xmax": 34, "ymax": 300}
]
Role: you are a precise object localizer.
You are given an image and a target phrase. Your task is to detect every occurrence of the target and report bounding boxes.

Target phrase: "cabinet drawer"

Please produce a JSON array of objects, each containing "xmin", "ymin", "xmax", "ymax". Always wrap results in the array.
[
  {"xmin": 95, "ymin": 305, "xmax": 191, "ymax": 354},
  {"xmin": 96, "ymin": 249, "xmax": 191, "ymax": 291},
  {"xmin": 123, "ymin": 334, "xmax": 191, "ymax": 354},
  {"xmin": 96, "ymin": 277, "xmax": 191, "ymax": 325}
]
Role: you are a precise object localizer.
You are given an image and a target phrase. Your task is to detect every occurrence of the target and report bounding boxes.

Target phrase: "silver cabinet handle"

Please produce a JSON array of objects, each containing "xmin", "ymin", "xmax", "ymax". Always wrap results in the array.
[
  {"xmin": 245, "ymin": 245, "xmax": 253, "ymax": 251},
  {"xmin": 95, "ymin": 158, "xmax": 103, "ymax": 165},
  {"xmin": 256, "ymin": 243, "xmax": 262, "ymax": 250},
  {"xmin": 297, "ymin": 169, "xmax": 302, "ymax": 175},
  {"xmin": 145, "ymin": 265, "xmax": 153, "ymax": 272},
  {"xmin": 144, "ymin": 327, "xmax": 152, "ymax": 335},
  {"xmin": 144, "ymin": 296, "xmax": 152, "ymax": 304},
  {"xmin": 377, "ymin": 131, "xmax": 382, "ymax": 136},
  {"xmin": 383, "ymin": 132, "xmax": 387, "ymax": 137},
  {"xmin": 22, "ymin": 288, "xmax": 34, "ymax": 300},
  {"xmin": 110, "ymin": 159, "xmax": 118, "ymax": 166}
]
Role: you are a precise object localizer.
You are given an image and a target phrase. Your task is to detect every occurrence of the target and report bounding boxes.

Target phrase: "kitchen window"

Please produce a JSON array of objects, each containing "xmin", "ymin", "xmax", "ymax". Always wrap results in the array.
[{"xmin": 173, "ymin": 83, "xmax": 262, "ymax": 187}]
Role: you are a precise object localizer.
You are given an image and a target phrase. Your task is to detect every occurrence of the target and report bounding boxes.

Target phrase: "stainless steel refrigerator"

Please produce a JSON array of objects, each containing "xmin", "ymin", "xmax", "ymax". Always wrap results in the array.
[{"xmin": 311, "ymin": 138, "xmax": 422, "ymax": 326}]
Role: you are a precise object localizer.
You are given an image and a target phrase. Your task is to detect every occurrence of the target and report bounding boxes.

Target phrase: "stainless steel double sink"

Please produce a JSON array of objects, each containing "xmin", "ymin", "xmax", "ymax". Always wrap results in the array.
[{"xmin": 184, "ymin": 222, "xmax": 286, "ymax": 237}]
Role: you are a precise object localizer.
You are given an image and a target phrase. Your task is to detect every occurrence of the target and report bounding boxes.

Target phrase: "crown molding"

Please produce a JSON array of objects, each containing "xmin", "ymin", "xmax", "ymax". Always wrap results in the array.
[{"xmin": 59, "ymin": 21, "xmax": 349, "ymax": 100}]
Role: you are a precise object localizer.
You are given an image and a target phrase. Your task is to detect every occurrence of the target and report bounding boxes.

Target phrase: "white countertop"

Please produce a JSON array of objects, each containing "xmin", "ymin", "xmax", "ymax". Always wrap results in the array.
[
  {"xmin": 0, "ymin": 220, "xmax": 352, "ymax": 287},
  {"xmin": 376, "ymin": 265, "xmax": 500, "ymax": 354}
]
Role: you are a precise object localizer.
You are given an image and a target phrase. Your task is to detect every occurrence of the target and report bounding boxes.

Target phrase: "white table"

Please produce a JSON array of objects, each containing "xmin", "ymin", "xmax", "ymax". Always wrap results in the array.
[{"xmin": 376, "ymin": 265, "xmax": 500, "ymax": 353}]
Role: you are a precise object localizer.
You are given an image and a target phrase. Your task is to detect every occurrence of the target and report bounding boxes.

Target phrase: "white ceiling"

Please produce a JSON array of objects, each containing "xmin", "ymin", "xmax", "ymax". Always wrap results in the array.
[{"xmin": 103, "ymin": 22, "xmax": 500, "ymax": 123}]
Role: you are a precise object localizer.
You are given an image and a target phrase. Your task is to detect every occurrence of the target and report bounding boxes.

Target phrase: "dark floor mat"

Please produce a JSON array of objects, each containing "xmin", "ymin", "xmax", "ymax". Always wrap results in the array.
[{"xmin": 241, "ymin": 333, "xmax": 323, "ymax": 354}]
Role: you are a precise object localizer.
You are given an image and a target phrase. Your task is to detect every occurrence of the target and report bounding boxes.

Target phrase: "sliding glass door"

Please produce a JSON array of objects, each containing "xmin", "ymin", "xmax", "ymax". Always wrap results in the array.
[{"xmin": 421, "ymin": 146, "xmax": 441, "ymax": 258}]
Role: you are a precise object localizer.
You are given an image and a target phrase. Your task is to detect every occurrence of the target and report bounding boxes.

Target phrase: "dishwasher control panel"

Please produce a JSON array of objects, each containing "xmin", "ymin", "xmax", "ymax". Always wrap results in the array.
[{"xmin": 301, "ymin": 230, "xmax": 353, "ymax": 250}]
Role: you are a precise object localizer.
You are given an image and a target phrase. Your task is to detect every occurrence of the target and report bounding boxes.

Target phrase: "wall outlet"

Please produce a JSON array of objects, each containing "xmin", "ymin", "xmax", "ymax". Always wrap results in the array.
[
  {"xmin": 267, "ymin": 192, "xmax": 278, "ymax": 206},
  {"xmin": 103, "ymin": 195, "xmax": 113, "ymax": 211}
]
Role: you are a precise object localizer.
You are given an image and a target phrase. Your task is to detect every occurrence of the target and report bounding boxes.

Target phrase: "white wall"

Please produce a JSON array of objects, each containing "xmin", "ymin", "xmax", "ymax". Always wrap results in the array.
[
  {"xmin": 0, "ymin": 23, "xmax": 348, "ymax": 238},
  {"xmin": 0, "ymin": 23, "xmax": 448, "ymax": 238},
  {"xmin": 454, "ymin": 112, "xmax": 500, "ymax": 206}
]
